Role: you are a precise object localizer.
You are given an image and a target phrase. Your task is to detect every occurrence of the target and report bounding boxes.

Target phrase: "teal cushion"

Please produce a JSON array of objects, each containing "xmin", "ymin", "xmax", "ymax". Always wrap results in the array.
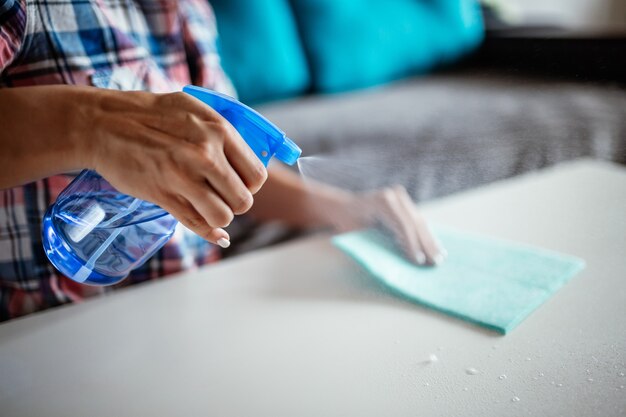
[
  {"xmin": 289, "ymin": 0, "xmax": 484, "ymax": 92},
  {"xmin": 211, "ymin": 0, "xmax": 310, "ymax": 104}
]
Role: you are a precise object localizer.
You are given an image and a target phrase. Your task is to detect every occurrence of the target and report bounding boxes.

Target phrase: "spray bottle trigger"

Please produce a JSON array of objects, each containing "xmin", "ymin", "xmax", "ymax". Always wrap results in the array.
[{"xmin": 182, "ymin": 85, "xmax": 302, "ymax": 166}]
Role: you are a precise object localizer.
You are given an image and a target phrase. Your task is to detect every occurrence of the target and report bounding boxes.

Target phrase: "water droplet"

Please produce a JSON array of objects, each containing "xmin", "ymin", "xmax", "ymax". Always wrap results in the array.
[
  {"xmin": 551, "ymin": 381, "xmax": 555, "ymax": 385},
  {"xmin": 424, "ymin": 382, "xmax": 430, "ymax": 387},
  {"xmin": 428, "ymin": 354, "xmax": 439, "ymax": 363},
  {"xmin": 619, "ymin": 385, "xmax": 624, "ymax": 389},
  {"xmin": 526, "ymin": 357, "xmax": 532, "ymax": 361},
  {"xmin": 557, "ymin": 383, "xmax": 563, "ymax": 387},
  {"xmin": 586, "ymin": 369, "xmax": 591, "ymax": 374},
  {"xmin": 463, "ymin": 387, "xmax": 468, "ymax": 391},
  {"xmin": 511, "ymin": 396, "xmax": 520, "ymax": 402},
  {"xmin": 587, "ymin": 378, "xmax": 594, "ymax": 382},
  {"xmin": 499, "ymin": 374, "xmax": 507, "ymax": 380},
  {"xmin": 395, "ymin": 340, "xmax": 400, "ymax": 345},
  {"xmin": 533, "ymin": 377, "xmax": 538, "ymax": 380},
  {"xmin": 539, "ymin": 372, "xmax": 544, "ymax": 377},
  {"xmin": 465, "ymin": 367, "xmax": 479, "ymax": 375},
  {"xmin": 619, "ymin": 372, "xmax": 625, "ymax": 377}
]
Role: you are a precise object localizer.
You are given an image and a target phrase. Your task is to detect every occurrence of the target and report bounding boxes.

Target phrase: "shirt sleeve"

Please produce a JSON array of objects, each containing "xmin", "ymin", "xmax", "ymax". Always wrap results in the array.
[
  {"xmin": 179, "ymin": 0, "xmax": 237, "ymax": 97},
  {"xmin": 0, "ymin": 0, "xmax": 27, "ymax": 73}
]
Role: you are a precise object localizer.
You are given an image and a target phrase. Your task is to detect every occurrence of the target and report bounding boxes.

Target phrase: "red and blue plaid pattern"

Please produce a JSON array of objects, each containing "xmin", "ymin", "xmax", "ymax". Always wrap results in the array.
[{"xmin": 0, "ymin": 0, "xmax": 233, "ymax": 321}]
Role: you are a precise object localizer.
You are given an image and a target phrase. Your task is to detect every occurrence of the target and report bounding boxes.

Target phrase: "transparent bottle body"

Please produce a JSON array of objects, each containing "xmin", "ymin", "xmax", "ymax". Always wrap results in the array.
[{"xmin": 42, "ymin": 170, "xmax": 177, "ymax": 285}]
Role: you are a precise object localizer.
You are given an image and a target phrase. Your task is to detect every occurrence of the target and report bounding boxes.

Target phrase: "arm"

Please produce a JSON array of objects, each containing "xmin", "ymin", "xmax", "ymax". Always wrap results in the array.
[
  {"xmin": 244, "ymin": 164, "xmax": 351, "ymax": 229},
  {"xmin": 249, "ymin": 166, "xmax": 446, "ymax": 265},
  {"xmin": 0, "ymin": 86, "xmax": 89, "ymax": 187},
  {"xmin": 0, "ymin": 85, "xmax": 267, "ymax": 246}
]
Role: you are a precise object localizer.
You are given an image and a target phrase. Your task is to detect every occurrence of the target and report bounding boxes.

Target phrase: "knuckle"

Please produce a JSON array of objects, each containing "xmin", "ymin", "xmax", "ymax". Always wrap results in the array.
[
  {"xmin": 195, "ymin": 225, "xmax": 213, "ymax": 241},
  {"xmin": 212, "ymin": 208, "xmax": 234, "ymax": 228},
  {"xmin": 215, "ymin": 120, "xmax": 233, "ymax": 141},
  {"xmin": 184, "ymin": 112, "xmax": 201, "ymax": 129},
  {"xmin": 249, "ymin": 164, "xmax": 268, "ymax": 190},
  {"xmin": 182, "ymin": 214, "xmax": 206, "ymax": 231},
  {"xmin": 159, "ymin": 91, "xmax": 185, "ymax": 107},
  {"xmin": 171, "ymin": 91, "xmax": 188, "ymax": 104},
  {"xmin": 173, "ymin": 211, "xmax": 203, "ymax": 234},
  {"xmin": 232, "ymin": 192, "xmax": 254, "ymax": 214},
  {"xmin": 205, "ymin": 118, "xmax": 230, "ymax": 139},
  {"xmin": 202, "ymin": 154, "xmax": 218, "ymax": 171}
]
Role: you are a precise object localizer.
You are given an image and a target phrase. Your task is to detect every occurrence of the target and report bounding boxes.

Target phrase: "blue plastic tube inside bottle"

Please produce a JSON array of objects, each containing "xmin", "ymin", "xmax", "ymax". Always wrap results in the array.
[{"xmin": 42, "ymin": 86, "xmax": 301, "ymax": 286}]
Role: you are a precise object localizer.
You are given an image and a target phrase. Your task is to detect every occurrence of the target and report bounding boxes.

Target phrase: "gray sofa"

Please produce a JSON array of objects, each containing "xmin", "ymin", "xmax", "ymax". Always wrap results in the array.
[{"xmin": 259, "ymin": 69, "xmax": 626, "ymax": 202}]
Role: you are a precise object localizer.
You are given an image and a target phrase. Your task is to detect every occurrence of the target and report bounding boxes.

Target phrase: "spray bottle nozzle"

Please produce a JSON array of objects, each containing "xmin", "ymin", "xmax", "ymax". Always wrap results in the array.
[
  {"xmin": 274, "ymin": 137, "xmax": 301, "ymax": 166},
  {"xmin": 183, "ymin": 85, "xmax": 302, "ymax": 166}
]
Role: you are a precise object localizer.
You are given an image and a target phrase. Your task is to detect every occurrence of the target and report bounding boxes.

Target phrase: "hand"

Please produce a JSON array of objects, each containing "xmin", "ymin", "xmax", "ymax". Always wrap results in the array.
[
  {"xmin": 81, "ymin": 89, "xmax": 267, "ymax": 246},
  {"xmin": 0, "ymin": 85, "xmax": 267, "ymax": 246},
  {"xmin": 328, "ymin": 186, "xmax": 446, "ymax": 266},
  {"xmin": 246, "ymin": 168, "xmax": 444, "ymax": 265}
]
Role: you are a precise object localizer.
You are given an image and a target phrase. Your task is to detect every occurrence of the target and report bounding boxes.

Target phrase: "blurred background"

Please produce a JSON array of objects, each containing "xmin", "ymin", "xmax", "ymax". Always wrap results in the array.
[
  {"xmin": 208, "ymin": 0, "xmax": 626, "ymax": 253},
  {"xmin": 483, "ymin": 0, "xmax": 626, "ymax": 29}
]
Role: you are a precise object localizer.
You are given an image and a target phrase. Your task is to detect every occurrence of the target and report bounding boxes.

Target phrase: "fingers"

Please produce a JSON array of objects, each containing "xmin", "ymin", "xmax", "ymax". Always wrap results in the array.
[
  {"xmin": 167, "ymin": 163, "xmax": 240, "ymax": 244},
  {"xmin": 126, "ymin": 126, "xmax": 246, "ymax": 223},
  {"xmin": 196, "ymin": 118, "xmax": 267, "ymax": 195},
  {"xmin": 154, "ymin": 92, "xmax": 267, "ymax": 194},
  {"xmin": 194, "ymin": 152, "xmax": 254, "ymax": 216},
  {"xmin": 372, "ymin": 186, "xmax": 446, "ymax": 267},
  {"xmin": 375, "ymin": 189, "xmax": 427, "ymax": 265},
  {"xmin": 158, "ymin": 194, "xmax": 231, "ymax": 247},
  {"xmin": 206, "ymin": 228, "xmax": 231, "ymax": 248},
  {"xmin": 393, "ymin": 187, "xmax": 445, "ymax": 266},
  {"xmin": 99, "ymin": 91, "xmax": 271, "ymax": 249},
  {"xmin": 143, "ymin": 107, "xmax": 262, "ymax": 214},
  {"xmin": 222, "ymin": 127, "xmax": 268, "ymax": 194},
  {"xmin": 180, "ymin": 180, "xmax": 235, "ymax": 229}
]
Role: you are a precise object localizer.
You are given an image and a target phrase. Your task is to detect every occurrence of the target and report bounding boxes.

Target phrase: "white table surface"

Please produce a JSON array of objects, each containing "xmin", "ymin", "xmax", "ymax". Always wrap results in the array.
[{"xmin": 1, "ymin": 159, "xmax": 625, "ymax": 417}]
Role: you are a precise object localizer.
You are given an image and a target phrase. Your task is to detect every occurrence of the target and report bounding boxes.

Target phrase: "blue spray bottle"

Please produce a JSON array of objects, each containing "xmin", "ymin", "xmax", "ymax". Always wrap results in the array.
[{"xmin": 42, "ymin": 86, "xmax": 301, "ymax": 286}]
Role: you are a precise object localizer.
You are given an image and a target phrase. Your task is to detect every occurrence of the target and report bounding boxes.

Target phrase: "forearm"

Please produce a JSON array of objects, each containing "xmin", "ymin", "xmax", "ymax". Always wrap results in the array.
[
  {"xmin": 248, "ymin": 165, "xmax": 354, "ymax": 228},
  {"xmin": 0, "ymin": 85, "xmax": 94, "ymax": 188},
  {"xmin": 251, "ymin": 166, "xmax": 445, "ymax": 265}
]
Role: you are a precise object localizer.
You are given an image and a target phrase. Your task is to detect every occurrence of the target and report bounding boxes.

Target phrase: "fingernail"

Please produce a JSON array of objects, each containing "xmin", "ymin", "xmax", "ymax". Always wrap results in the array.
[
  {"xmin": 217, "ymin": 238, "xmax": 231, "ymax": 248},
  {"xmin": 432, "ymin": 253, "xmax": 445, "ymax": 266},
  {"xmin": 415, "ymin": 251, "xmax": 426, "ymax": 265}
]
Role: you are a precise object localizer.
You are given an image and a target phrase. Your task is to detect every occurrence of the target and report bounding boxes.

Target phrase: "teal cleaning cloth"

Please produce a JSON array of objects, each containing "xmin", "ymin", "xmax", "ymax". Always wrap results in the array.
[{"xmin": 332, "ymin": 227, "xmax": 585, "ymax": 334}]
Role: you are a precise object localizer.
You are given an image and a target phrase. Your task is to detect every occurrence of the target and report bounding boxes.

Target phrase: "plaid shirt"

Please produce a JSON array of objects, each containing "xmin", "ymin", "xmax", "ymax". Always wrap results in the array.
[{"xmin": 0, "ymin": 0, "xmax": 235, "ymax": 321}]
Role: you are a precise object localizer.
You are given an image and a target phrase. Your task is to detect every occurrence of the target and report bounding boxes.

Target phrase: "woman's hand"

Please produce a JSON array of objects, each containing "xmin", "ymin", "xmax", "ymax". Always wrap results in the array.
[
  {"xmin": 0, "ymin": 85, "xmax": 267, "ymax": 246},
  {"xmin": 85, "ymin": 89, "xmax": 267, "ymax": 245},
  {"xmin": 329, "ymin": 186, "xmax": 446, "ymax": 266}
]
